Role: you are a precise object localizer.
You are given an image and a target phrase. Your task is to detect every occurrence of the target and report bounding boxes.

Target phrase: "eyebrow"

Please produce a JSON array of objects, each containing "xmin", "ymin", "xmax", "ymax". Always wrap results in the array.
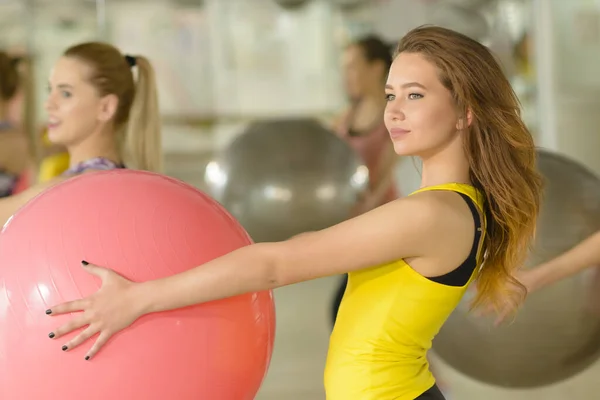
[
  {"xmin": 385, "ymin": 82, "xmax": 427, "ymax": 90},
  {"xmin": 48, "ymin": 83, "xmax": 74, "ymax": 89}
]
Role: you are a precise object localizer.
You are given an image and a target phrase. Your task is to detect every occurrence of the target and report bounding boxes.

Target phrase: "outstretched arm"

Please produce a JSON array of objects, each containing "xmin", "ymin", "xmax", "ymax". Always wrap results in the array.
[
  {"xmin": 0, "ymin": 177, "xmax": 68, "ymax": 225},
  {"xmin": 482, "ymin": 230, "xmax": 600, "ymax": 326},
  {"xmin": 48, "ymin": 191, "xmax": 464, "ymax": 359},
  {"xmin": 0, "ymin": 168, "xmax": 112, "ymax": 226},
  {"xmin": 524, "ymin": 230, "xmax": 600, "ymax": 293}
]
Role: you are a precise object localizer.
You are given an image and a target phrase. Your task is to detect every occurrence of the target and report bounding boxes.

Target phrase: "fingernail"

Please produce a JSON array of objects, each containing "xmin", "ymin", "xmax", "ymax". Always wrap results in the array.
[
  {"xmin": 81, "ymin": 260, "xmax": 89, "ymax": 266},
  {"xmin": 48, "ymin": 332, "xmax": 55, "ymax": 339},
  {"xmin": 85, "ymin": 356, "xmax": 90, "ymax": 361},
  {"xmin": 62, "ymin": 345, "xmax": 68, "ymax": 351},
  {"xmin": 45, "ymin": 309, "xmax": 52, "ymax": 315}
]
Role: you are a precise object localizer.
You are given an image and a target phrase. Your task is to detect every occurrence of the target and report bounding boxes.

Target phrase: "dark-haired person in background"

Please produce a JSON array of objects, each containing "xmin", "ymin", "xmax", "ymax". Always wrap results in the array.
[
  {"xmin": 0, "ymin": 50, "xmax": 33, "ymax": 197},
  {"xmin": 330, "ymin": 35, "xmax": 401, "ymax": 325}
]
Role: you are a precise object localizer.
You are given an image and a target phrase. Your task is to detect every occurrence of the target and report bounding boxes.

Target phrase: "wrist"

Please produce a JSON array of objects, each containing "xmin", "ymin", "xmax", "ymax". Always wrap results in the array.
[
  {"xmin": 524, "ymin": 265, "xmax": 552, "ymax": 293},
  {"xmin": 129, "ymin": 281, "xmax": 157, "ymax": 316}
]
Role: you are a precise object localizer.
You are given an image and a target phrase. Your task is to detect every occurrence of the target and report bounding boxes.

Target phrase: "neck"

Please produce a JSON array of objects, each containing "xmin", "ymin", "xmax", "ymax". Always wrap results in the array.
[
  {"xmin": 419, "ymin": 138, "xmax": 471, "ymax": 188},
  {"xmin": 67, "ymin": 129, "xmax": 121, "ymax": 168}
]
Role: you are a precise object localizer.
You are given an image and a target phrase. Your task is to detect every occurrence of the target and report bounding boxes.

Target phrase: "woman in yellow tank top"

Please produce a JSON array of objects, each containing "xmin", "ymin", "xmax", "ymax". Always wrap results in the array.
[
  {"xmin": 47, "ymin": 26, "xmax": 543, "ymax": 399},
  {"xmin": 38, "ymin": 128, "xmax": 70, "ymax": 182}
]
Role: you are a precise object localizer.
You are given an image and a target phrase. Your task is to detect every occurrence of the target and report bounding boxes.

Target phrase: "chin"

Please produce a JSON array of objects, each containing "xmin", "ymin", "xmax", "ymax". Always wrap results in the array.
[
  {"xmin": 46, "ymin": 129, "xmax": 68, "ymax": 147},
  {"xmin": 392, "ymin": 141, "xmax": 416, "ymax": 157}
]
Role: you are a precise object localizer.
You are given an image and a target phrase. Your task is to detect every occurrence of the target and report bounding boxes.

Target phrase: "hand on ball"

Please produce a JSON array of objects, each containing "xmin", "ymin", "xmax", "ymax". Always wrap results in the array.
[{"xmin": 46, "ymin": 261, "xmax": 144, "ymax": 360}]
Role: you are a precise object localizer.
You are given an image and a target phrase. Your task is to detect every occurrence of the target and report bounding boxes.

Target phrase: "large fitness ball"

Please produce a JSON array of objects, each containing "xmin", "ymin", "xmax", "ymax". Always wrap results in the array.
[
  {"xmin": 0, "ymin": 170, "xmax": 276, "ymax": 400},
  {"xmin": 203, "ymin": 118, "xmax": 369, "ymax": 242},
  {"xmin": 432, "ymin": 149, "xmax": 600, "ymax": 388}
]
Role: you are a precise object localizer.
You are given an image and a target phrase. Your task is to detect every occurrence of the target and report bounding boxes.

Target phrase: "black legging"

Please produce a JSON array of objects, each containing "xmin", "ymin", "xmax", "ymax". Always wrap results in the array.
[{"xmin": 416, "ymin": 384, "xmax": 446, "ymax": 399}]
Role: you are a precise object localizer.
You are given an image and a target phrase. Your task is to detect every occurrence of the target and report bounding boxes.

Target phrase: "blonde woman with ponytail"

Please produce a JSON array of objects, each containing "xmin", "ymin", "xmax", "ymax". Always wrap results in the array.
[{"xmin": 0, "ymin": 42, "xmax": 162, "ymax": 225}]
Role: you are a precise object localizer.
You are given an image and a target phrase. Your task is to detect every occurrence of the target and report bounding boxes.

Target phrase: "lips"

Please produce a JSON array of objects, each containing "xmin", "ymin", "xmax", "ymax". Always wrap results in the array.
[
  {"xmin": 389, "ymin": 128, "xmax": 410, "ymax": 139},
  {"xmin": 47, "ymin": 117, "xmax": 61, "ymax": 129}
]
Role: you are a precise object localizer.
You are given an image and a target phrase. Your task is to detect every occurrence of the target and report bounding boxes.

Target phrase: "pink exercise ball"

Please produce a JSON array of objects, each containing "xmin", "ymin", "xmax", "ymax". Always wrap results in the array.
[{"xmin": 0, "ymin": 170, "xmax": 276, "ymax": 400}]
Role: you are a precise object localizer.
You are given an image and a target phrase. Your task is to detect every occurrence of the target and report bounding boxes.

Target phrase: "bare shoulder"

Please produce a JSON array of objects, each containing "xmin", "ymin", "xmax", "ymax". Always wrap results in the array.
[
  {"xmin": 407, "ymin": 189, "xmax": 482, "ymax": 277},
  {"xmin": 330, "ymin": 109, "xmax": 351, "ymax": 135},
  {"xmin": 0, "ymin": 175, "xmax": 70, "ymax": 226},
  {"xmin": 411, "ymin": 189, "xmax": 478, "ymax": 226},
  {"xmin": 268, "ymin": 191, "xmax": 469, "ymax": 285}
]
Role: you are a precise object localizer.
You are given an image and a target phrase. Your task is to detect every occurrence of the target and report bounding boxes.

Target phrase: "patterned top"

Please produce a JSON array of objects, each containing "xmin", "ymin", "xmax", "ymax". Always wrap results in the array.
[{"xmin": 62, "ymin": 157, "xmax": 126, "ymax": 176}]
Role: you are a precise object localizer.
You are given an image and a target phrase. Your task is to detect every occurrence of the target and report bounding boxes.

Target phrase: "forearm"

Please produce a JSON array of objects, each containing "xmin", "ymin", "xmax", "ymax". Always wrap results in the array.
[
  {"xmin": 529, "ymin": 231, "xmax": 600, "ymax": 291},
  {"xmin": 137, "ymin": 243, "xmax": 279, "ymax": 315},
  {"xmin": 0, "ymin": 177, "xmax": 64, "ymax": 226},
  {"xmin": 0, "ymin": 195, "xmax": 26, "ymax": 226}
]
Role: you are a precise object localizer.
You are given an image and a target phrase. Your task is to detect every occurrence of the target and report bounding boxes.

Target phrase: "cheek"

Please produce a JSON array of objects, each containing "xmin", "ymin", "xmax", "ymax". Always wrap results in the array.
[
  {"xmin": 66, "ymin": 99, "xmax": 96, "ymax": 123},
  {"xmin": 54, "ymin": 99, "xmax": 76, "ymax": 120},
  {"xmin": 414, "ymin": 103, "xmax": 457, "ymax": 138}
]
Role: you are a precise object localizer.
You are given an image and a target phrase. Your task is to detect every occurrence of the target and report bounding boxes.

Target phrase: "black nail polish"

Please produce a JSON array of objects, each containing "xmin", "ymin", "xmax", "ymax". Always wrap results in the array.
[
  {"xmin": 45, "ymin": 309, "xmax": 52, "ymax": 315},
  {"xmin": 62, "ymin": 345, "xmax": 68, "ymax": 351},
  {"xmin": 85, "ymin": 356, "xmax": 90, "ymax": 361},
  {"xmin": 81, "ymin": 260, "xmax": 89, "ymax": 266},
  {"xmin": 48, "ymin": 332, "xmax": 55, "ymax": 339}
]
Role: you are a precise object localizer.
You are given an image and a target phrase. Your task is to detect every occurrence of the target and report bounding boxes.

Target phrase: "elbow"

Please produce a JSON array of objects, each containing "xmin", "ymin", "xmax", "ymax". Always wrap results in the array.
[{"xmin": 251, "ymin": 242, "xmax": 287, "ymax": 289}]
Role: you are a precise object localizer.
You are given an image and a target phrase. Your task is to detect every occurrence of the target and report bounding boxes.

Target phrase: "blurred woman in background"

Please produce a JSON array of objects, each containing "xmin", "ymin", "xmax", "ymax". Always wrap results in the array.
[
  {"xmin": 330, "ymin": 35, "xmax": 400, "ymax": 325},
  {"xmin": 0, "ymin": 42, "xmax": 162, "ymax": 225},
  {"xmin": 0, "ymin": 50, "xmax": 33, "ymax": 197}
]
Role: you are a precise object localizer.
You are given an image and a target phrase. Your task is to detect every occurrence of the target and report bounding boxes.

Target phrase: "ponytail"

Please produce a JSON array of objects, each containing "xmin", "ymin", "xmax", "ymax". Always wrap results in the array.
[
  {"xmin": 64, "ymin": 42, "xmax": 163, "ymax": 173},
  {"xmin": 125, "ymin": 55, "xmax": 162, "ymax": 173}
]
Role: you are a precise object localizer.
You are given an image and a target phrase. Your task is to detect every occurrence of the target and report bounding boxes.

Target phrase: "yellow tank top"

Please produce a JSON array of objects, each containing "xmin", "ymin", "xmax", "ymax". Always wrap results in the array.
[
  {"xmin": 38, "ymin": 130, "xmax": 70, "ymax": 182},
  {"xmin": 324, "ymin": 183, "xmax": 486, "ymax": 399}
]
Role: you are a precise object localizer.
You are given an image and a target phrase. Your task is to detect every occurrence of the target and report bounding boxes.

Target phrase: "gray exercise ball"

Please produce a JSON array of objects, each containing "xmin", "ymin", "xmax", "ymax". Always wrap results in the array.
[
  {"xmin": 203, "ymin": 118, "xmax": 369, "ymax": 243},
  {"xmin": 432, "ymin": 149, "xmax": 600, "ymax": 388}
]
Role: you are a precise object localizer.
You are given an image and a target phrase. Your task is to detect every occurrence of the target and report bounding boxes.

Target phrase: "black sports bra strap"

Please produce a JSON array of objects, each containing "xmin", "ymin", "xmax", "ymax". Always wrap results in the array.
[
  {"xmin": 457, "ymin": 192, "xmax": 482, "ymax": 232},
  {"xmin": 428, "ymin": 191, "xmax": 483, "ymax": 287}
]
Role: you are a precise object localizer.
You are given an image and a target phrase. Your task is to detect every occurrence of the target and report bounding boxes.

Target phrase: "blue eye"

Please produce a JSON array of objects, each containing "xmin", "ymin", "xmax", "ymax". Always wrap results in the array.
[
  {"xmin": 385, "ymin": 94, "xmax": 395, "ymax": 101},
  {"xmin": 408, "ymin": 93, "xmax": 423, "ymax": 100}
]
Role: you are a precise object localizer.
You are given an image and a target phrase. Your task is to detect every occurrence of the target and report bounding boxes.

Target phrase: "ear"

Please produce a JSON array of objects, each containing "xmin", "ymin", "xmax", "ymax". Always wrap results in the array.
[
  {"xmin": 456, "ymin": 108, "xmax": 473, "ymax": 130},
  {"xmin": 97, "ymin": 94, "xmax": 119, "ymax": 123}
]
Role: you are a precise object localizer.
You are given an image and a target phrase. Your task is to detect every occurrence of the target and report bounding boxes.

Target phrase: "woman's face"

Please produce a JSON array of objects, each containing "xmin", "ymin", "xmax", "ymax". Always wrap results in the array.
[
  {"xmin": 45, "ymin": 57, "xmax": 105, "ymax": 147},
  {"xmin": 342, "ymin": 45, "xmax": 384, "ymax": 101},
  {"xmin": 384, "ymin": 52, "xmax": 462, "ymax": 158}
]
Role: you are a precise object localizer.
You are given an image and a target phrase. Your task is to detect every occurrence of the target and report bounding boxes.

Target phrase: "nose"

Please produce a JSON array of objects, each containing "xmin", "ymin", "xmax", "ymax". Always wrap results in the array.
[
  {"xmin": 44, "ymin": 94, "xmax": 56, "ymax": 112},
  {"xmin": 385, "ymin": 99, "xmax": 406, "ymax": 121}
]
